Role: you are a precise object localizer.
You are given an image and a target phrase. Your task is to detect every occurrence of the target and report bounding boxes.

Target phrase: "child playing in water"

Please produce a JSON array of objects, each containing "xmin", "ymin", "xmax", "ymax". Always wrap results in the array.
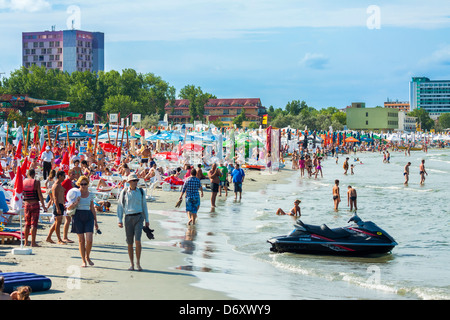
[{"xmin": 276, "ymin": 199, "xmax": 301, "ymax": 217}]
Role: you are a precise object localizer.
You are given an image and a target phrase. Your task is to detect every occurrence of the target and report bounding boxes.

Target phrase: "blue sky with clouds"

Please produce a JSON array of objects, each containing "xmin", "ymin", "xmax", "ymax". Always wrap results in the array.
[{"xmin": 1, "ymin": 0, "xmax": 450, "ymax": 110}]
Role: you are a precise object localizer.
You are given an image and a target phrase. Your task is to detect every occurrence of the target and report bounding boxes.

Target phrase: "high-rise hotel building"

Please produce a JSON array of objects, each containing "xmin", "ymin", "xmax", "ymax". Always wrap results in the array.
[
  {"xmin": 409, "ymin": 77, "xmax": 450, "ymax": 119},
  {"xmin": 22, "ymin": 29, "xmax": 104, "ymax": 74}
]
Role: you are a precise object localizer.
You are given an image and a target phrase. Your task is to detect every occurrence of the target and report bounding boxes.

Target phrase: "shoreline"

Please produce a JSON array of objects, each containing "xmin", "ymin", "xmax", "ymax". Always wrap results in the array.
[{"xmin": 0, "ymin": 166, "xmax": 293, "ymax": 300}]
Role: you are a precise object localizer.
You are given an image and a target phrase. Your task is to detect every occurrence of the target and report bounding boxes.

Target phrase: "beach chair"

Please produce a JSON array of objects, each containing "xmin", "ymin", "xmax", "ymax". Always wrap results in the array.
[
  {"xmin": 161, "ymin": 182, "xmax": 171, "ymax": 192},
  {"xmin": 89, "ymin": 190, "xmax": 110, "ymax": 201},
  {"xmin": 0, "ymin": 231, "xmax": 23, "ymax": 245}
]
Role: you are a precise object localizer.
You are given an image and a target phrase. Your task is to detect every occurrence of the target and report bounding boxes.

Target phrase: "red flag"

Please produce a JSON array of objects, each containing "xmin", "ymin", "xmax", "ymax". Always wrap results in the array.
[
  {"xmin": 37, "ymin": 141, "xmax": 47, "ymax": 162},
  {"xmin": 69, "ymin": 141, "xmax": 75, "ymax": 157},
  {"xmin": 15, "ymin": 140, "xmax": 23, "ymax": 160},
  {"xmin": 0, "ymin": 160, "xmax": 4, "ymax": 176},
  {"xmin": 100, "ymin": 142, "xmax": 119, "ymax": 153},
  {"xmin": 139, "ymin": 128, "xmax": 145, "ymax": 137},
  {"xmin": 21, "ymin": 158, "xmax": 29, "ymax": 177},
  {"xmin": 11, "ymin": 166, "xmax": 23, "ymax": 211},
  {"xmin": 115, "ymin": 146, "xmax": 122, "ymax": 165},
  {"xmin": 60, "ymin": 151, "xmax": 70, "ymax": 174}
]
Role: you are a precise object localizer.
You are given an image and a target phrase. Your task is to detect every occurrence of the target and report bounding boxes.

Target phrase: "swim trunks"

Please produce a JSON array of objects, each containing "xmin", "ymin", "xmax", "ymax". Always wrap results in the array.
[
  {"xmin": 24, "ymin": 202, "xmax": 40, "ymax": 227},
  {"xmin": 186, "ymin": 197, "xmax": 200, "ymax": 214},
  {"xmin": 53, "ymin": 203, "xmax": 65, "ymax": 217}
]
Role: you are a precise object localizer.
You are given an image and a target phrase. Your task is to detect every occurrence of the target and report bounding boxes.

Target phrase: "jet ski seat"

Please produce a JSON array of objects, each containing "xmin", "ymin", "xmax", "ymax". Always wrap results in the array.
[{"xmin": 297, "ymin": 220, "xmax": 350, "ymax": 239}]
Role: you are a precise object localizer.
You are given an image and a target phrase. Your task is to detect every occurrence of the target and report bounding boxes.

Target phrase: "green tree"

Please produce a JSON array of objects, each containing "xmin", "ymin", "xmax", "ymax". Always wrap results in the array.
[
  {"xmin": 438, "ymin": 113, "xmax": 450, "ymax": 129},
  {"xmin": 408, "ymin": 109, "xmax": 434, "ymax": 131},
  {"xmin": 285, "ymin": 100, "xmax": 307, "ymax": 115},
  {"xmin": 140, "ymin": 114, "xmax": 160, "ymax": 128},
  {"xmin": 233, "ymin": 108, "xmax": 246, "ymax": 128},
  {"xmin": 179, "ymin": 85, "xmax": 216, "ymax": 121},
  {"xmin": 103, "ymin": 94, "xmax": 140, "ymax": 116}
]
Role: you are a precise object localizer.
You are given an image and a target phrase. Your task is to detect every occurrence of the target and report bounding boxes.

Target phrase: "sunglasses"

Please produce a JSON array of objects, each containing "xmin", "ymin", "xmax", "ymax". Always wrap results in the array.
[{"xmin": 80, "ymin": 183, "xmax": 89, "ymax": 186}]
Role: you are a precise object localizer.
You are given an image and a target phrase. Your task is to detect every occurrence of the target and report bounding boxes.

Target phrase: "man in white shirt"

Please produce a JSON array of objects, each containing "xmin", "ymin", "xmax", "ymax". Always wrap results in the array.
[
  {"xmin": 117, "ymin": 173, "xmax": 150, "ymax": 271},
  {"xmin": 41, "ymin": 146, "xmax": 54, "ymax": 180}
]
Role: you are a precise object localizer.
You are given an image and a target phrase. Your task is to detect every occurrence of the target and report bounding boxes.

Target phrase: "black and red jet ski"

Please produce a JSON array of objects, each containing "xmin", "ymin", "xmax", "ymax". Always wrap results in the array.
[{"xmin": 268, "ymin": 213, "xmax": 397, "ymax": 256}]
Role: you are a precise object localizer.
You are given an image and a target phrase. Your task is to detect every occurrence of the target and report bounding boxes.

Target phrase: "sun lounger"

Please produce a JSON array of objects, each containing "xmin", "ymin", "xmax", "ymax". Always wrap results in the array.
[{"xmin": 0, "ymin": 231, "xmax": 23, "ymax": 244}]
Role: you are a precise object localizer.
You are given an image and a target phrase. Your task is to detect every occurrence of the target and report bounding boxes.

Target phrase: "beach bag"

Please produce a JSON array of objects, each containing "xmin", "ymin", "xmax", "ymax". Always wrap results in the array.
[{"xmin": 65, "ymin": 188, "xmax": 81, "ymax": 217}]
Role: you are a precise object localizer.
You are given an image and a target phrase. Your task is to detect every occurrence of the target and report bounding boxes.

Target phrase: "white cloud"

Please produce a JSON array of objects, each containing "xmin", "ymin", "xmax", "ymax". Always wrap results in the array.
[
  {"xmin": 418, "ymin": 44, "xmax": 450, "ymax": 69},
  {"xmin": 300, "ymin": 53, "xmax": 329, "ymax": 70},
  {"xmin": 1, "ymin": 0, "xmax": 51, "ymax": 12}
]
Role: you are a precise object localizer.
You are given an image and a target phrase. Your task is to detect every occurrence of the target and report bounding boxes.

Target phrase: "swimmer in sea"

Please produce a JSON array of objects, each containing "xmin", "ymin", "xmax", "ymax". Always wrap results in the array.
[
  {"xmin": 343, "ymin": 158, "xmax": 349, "ymax": 175},
  {"xmin": 347, "ymin": 186, "xmax": 357, "ymax": 211},
  {"xmin": 419, "ymin": 159, "xmax": 428, "ymax": 185},
  {"xmin": 276, "ymin": 199, "xmax": 301, "ymax": 217},
  {"xmin": 332, "ymin": 179, "xmax": 340, "ymax": 212},
  {"xmin": 404, "ymin": 162, "xmax": 411, "ymax": 185}
]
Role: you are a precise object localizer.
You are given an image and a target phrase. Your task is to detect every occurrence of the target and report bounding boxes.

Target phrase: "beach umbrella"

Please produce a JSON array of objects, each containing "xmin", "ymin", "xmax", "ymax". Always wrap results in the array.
[
  {"xmin": 99, "ymin": 142, "xmax": 120, "ymax": 153},
  {"xmin": 153, "ymin": 151, "xmax": 179, "ymax": 161},
  {"xmin": 345, "ymin": 136, "xmax": 359, "ymax": 143},
  {"xmin": 60, "ymin": 130, "xmax": 95, "ymax": 140},
  {"xmin": 181, "ymin": 143, "xmax": 203, "ymax": 152}
]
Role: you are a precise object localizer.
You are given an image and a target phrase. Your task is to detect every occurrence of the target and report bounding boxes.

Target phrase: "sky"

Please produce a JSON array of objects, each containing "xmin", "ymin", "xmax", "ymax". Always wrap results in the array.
[{"xmin": 1, "ymin": 0, "xmax": 450, "ymax": 110}]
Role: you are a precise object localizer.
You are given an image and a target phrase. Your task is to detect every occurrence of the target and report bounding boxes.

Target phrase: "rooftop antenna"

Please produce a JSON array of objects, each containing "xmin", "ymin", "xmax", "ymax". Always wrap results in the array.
[
  {"xmin": 71, "ymin": 20, "xmax": 75, "ymax": 30},
  {"xmin": 51, "ymin": 25, "xmax": 56, "ymax": 31}
]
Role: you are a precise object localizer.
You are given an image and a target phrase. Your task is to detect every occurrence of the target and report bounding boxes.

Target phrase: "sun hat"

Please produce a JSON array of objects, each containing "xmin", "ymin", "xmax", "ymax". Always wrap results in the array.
[
  {"xmin": 46, "ymin": 146, "xmax": 50, "ymax": 150},
  {"xmin": 127, "ymin": 173, "xmax": 139, "ymax": 182}
]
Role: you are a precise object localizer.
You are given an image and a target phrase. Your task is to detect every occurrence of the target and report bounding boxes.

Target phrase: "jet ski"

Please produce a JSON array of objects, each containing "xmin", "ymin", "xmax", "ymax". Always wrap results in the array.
[{"xmin": 268, "ymin": 213, "xmax": 397, "ymax": 256}]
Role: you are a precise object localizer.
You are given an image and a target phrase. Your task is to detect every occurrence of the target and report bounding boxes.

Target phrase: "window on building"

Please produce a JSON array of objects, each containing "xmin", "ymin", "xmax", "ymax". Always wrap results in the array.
[
  {"xmin": 366, "ymin": 120, "xmax": 368, "ymax": 125},
  {"xmin": 366, "ymin": 112, "xmax": 368, "ymax": 117},
  {"xmin": 223, "ymin": 109, "xmax": 229, "ymax": 115}
]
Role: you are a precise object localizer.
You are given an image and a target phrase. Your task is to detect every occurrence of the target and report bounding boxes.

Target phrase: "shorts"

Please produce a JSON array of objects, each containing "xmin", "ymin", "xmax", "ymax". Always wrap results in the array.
[
  {"xmin": 141, "ymin": 158, "xmax": 149, "ymax": 164},
  {"xmin": 24, "ymin": 202, "xmax": 40, "ymax": 227},
  {"xmin": 71, "ymin": 209, "xmax": 95, "ymax": 234},
  {"xmin": 333, "ymin": 196, "xmax": 338, "ymax": 200},
  {"xmin": 186, "ymin": 197, "xmax": 200, "ymax": 214},
  {"xmin": 211, "ymin": 182, "xmax": 219, "ymax": 193},
  {"xmin": 124, "ymin": 213, "xmax": 144, "ymax": 245},
  {"xmin": 219, "ymin": 181, "xmax": 227, "ymax": 187},
  {"xmin": 234, "ymin": 182, "xmax": 242, "ymax": 193},
  {"xmin": 53, "ymin": 203, "xmax": 65, "ymax": 217}
]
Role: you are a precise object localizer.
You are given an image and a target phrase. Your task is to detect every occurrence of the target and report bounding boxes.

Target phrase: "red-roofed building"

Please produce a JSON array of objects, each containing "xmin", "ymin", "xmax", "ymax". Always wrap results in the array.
[{"xmin": 165, "ymin": 98, "xmax": 267, "ymax": 126}]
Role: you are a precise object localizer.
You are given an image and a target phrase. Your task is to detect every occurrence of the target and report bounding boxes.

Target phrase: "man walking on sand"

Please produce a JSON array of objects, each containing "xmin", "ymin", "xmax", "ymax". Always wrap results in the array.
[
  {"xmin": 46, "ymin": 170, "xmax": 67, "ymax": 244},
  {"xmin": 230, "ymin": 163, "xmax": 245, "ymax": 201},
  {"xmin": 332, "ymin": 179, "xmax": 341, "ymax": 212},
  {"xmin": 179, "ymin": 168, "xmax": 204, "ymax": 225},
  {"xmin": 23, "ymin": 169, "xmax": 46, "ymax": 247},
  {"xmin": 207, "ymin": 163, "xmax": 221, "ymax": 209},
  {"xmin": 117, "ymin": 173, "xmax": 150, "ymax": 271}
]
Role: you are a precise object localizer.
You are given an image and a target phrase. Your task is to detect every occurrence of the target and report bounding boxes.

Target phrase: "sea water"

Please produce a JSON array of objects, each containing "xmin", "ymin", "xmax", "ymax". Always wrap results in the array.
[{"xmin": 150, "ymin": 148, "xmax": 450, "ymax": 300}]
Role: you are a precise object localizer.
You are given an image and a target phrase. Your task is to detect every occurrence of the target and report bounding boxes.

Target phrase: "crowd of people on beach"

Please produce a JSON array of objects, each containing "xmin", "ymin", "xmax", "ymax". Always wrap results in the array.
[{"xmin": 0, "ymin": 127, "xmax": 448, "ymax": 283}]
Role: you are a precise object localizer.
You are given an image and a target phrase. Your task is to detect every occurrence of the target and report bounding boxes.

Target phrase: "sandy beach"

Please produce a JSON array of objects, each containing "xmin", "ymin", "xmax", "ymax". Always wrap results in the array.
[{"xmin": 0, "ymin": 167, "xmax": 292, "ymax": 300}]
